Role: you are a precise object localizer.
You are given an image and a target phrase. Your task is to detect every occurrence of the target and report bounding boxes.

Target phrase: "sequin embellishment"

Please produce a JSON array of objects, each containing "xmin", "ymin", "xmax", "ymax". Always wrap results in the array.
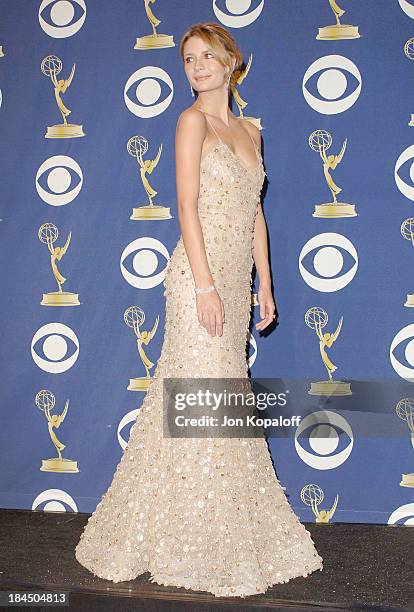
[{"xmin": 74, "ymin": 141, "xmax": 323, "ymax": 598}]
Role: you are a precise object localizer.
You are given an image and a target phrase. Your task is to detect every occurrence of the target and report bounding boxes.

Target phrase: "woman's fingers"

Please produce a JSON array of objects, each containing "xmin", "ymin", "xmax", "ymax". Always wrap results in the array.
[
  {"xmin": 256, "ymin": 299, "xmax": 276, "ymax": 330},
  {"xmin": 199, "ymin": 309, "xmax": 224, "ymax": 337}
]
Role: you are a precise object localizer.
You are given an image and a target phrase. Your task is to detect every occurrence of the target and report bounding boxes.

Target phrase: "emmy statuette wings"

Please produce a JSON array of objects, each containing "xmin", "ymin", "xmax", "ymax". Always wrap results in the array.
[
  {"xmin": 301, "ymin": 484, "xmax": 339, "ymax": 524},
  {"xmin": 396, "ymin": 398, "xmax": 414, "ymax": 487},
  {"xmin": 124, "ymin": 306, "xmax": 160, "ymax": 392},
  {"xmin": 38, "ymin": 223, "xmax": 80, "ymax": 306},
  {"xmin": 309, "ymin": 130, "xmax": 357, "ymax": 218},
  {"xmin": 35, "ymin": 390, "xmax": 79, "ymax": 473},
  {"xmin": 231, "ymin": 54, "xmax": 262, "ymax": 131},
  {"xmin": 41, "ymin": 55, "xmax": 85, "ymax": 138},
  {"xmin": 400, "ymin": 218, "xmax": 414, "ymax": 307},
  {"xmin": 127, "ymin": 136, "xmax": 172, "ymax": 220},
  {"xmin": 134, "ymin": 0, "xmax": 175, "ymax": 49},
  {"xmin": 403, "ymin": 38, "xmax": 414, "ymax": 126},
  {"xmin": 305, "ymin": 306, "xmax": 352, "ymax": 396}
]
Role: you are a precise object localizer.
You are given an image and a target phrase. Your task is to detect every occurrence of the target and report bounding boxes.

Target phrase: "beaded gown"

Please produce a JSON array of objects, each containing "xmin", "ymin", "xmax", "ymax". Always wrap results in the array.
[{"xmin": 75, "ymin": 113, "xmax": 324, "ymax": 598}]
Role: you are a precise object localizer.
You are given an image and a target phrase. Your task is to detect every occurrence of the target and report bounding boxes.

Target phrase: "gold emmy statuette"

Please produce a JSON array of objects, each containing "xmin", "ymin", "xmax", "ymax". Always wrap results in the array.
[
  {"xmin": 38, "ymin": 223, "xmax": 80, "ymax": 306},
  {"xmin": 316, "ymin": 0, "xmax": 360, "ymax": 40},
  {"xmin": 301, "ymin": 484, "xmax": 338, "ymax": 523},
  {"xmin": 400, "ymin": 218, "xmax": 414, "ymax": 306},
  {"xmin": 127, "ymin": 135, "xmax": 172, "ymax": 220},
  {"xmin": 134, "ymin": 0, "xmax": 175, "ymax": 49},
  {"xmin": 309, "ymin": 129, "xmax": 357, "ymax": 218},
  {"xmin": 0, "ymin": 46, "xmax": 4, "ymax": 57},
  {"xmin": 35, "ymin": 390, "xmax": 79, "ymax": 473},
  {"xmin": 251, "ymin": 292, "xmax": 259, "ymax": 307},
  {"xmin": 305, "ymin": 306, "xmax": 352, "ymax": 396},
  {"xmin": 232, "ymin": 54, "xmax": 262, "ymax": 130},
  {"xmin": 404, "ymin": 38, "xmax": 414, "ymax": 126},
  {"xmin": 124, "ymin": 306, "xmax": 160, "ymax": 390},
  {"xmin": 41, "ymin": 55, "xmax": 85, "ymax": 138},
  {"xmin": 396, "ymin": 398, "xmax": 414, "ymax": 487}
]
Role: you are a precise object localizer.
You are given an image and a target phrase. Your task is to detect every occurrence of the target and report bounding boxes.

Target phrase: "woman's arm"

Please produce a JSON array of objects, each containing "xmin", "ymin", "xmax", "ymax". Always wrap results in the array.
[
  {"xmin": 175, "ymin": 108, "xmax": 214, "ymax": 288},
  {"xmin": 253, "ymin": 202, "xmax": 276, "ymax": 331},
  {"xmin": 252, "ymin": 204, "xmax": 271, "ymax": 289},
  {"xmin": 175, "ymin": 108, "xmax": 225, "ymax": 337},
  {"xmin": 245, "ymin": 121, "xmax": 276, "ymax": 330}
]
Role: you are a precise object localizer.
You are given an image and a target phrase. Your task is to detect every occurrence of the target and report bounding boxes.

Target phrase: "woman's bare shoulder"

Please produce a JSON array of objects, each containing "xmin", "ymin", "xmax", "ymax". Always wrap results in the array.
[{"xmin": 176, "ymin": 106, "xmax": 207, "ymax": 133}]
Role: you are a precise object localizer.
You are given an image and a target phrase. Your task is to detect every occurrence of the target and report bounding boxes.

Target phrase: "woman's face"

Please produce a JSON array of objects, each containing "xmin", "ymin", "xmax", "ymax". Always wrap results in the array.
[{"xmin": 183, "ymin": 35, "xmax": 228, "ymax": 94}]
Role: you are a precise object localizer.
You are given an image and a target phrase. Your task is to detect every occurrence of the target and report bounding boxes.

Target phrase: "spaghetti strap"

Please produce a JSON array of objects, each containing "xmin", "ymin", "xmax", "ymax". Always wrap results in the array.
[
  {"xmin": 203, "ymin": 113, "xmax": 223, "ymax": 145},
  {"xmin": 200, "ymin": 109, "xmax": 259, "ymax": 163},
  {"xmin": 240, "ymin": 119, "xmax": 260, "ymax": 156}
]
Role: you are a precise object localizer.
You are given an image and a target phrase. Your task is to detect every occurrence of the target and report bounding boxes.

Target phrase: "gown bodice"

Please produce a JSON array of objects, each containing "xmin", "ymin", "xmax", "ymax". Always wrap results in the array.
[{"xmin": 166, "ymin": 116, "xmax": 266, "ymax": 285}]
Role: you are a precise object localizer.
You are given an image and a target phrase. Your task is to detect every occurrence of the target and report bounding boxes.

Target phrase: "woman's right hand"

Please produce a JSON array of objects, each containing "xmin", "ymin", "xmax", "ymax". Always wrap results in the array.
[{"xmin": 196, "ymin": 289, "xmax": 225, "ymax": 337}]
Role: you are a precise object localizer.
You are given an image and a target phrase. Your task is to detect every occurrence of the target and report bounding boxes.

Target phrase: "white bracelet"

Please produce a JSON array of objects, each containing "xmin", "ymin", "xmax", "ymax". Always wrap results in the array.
[{"xmin": 195, "ymin": 284, "xmax": 215, "ymax": 294}]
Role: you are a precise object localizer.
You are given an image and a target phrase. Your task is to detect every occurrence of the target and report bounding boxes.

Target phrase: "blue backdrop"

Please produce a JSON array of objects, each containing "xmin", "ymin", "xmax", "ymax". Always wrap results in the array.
[{"xmin": 1, "ymin": 0, "xmax": 414, "ymax": 526}]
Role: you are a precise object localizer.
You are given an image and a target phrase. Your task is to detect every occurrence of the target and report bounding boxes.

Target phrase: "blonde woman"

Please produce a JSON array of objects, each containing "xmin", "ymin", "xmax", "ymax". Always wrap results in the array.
[{"xmin": 75, "ymin": 22, "xmax": 323, "ymax": 598}]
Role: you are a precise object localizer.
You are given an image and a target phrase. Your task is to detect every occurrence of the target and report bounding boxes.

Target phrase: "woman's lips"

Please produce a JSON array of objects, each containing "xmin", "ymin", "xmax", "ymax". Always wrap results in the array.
[{"xmin": 195, "ymin": 75, "xmax": 210, "ymax": 81}]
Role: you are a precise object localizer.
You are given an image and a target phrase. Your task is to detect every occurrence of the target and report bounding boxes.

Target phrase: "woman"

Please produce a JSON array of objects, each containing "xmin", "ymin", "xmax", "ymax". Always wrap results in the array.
[{"xmin": 75, "ymin": 22, "xmax": 323, "ymax": 597}]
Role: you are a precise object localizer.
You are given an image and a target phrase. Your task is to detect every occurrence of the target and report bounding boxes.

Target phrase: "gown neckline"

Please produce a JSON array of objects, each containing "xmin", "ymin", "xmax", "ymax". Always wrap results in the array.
[{"xmin": 201, "ymin": 140, "xmax": 262, "ymax": 173}]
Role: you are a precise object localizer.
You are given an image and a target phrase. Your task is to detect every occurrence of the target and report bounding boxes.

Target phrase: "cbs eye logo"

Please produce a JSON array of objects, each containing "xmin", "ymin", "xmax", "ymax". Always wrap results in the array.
[
  {"xmin": 120, "ymin": 237, "xmax": 170, "ymax": 289},
  {"xmin": 394, "ymin": 144, "xmax": 414, "ymax": 201},
  {"xmin": 399, "ymin": 0, "xmax": 414, "ymax": 19},
  {"xmin": 303, "ymin": 55, "xmax": 362, "ymax": 114},
  {"xmin": 213, "ymin": 0, "xmax": 264, "ymax": 27},
  {"xmin": 299, "ymin": 232, "xmax": 358, "ymax": 292},
  {"xmin": 31, "ymin": 323, "xmax": 79, "ymax": 373},
  {"xmin": 39, "ymin": 0, "xmax": 86, "ymax": 37},
  {"xmin": 36, "ymin": 155, "xmax": 83, "ymax": 206},
  {"xmin": 124, "ymin": 67, "xmax": 173, "ymax": 118},
  {"xmin": 118, "ymin": 409, "xmax": 140, "ymax": 450},
  {"xmin": 295, "ymin": 410, "xmax": 353, "ymax": 469},
  {"xmin": 32, "ymin": 489, "xmax": 78, "ymax": 512},
  {"xmin": 248, "ymin": 332, "xmax": 258, "ymax": 368},
  {"xmin": 388, "ymin": 503, "xmax": 414, "ymax": 525},
  {"xmin": 390, "ymin": 323, "xmax": 414, "ymax": 382}
]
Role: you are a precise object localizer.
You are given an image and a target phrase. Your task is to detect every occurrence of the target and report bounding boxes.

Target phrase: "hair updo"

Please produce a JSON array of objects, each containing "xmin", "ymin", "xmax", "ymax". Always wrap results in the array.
[{"xmin": 179, "ymin": 22, "xmax": 243, "ymax": 86}]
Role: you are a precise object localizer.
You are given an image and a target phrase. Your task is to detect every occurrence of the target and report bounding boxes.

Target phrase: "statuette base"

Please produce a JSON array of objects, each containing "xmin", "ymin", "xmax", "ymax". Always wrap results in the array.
[
  {"xmin": 128, "ymin": 377, "xmax": 152, "ymax": 391},
  {"xmin": 313, "ymin": 203, "xmax": 357, "ymax": 218},
  {"xmin": 45, "ymin": 123, "xmax": 85, "ymax": 138},
  {"xmin": 400, "ymin": 472, "xmax": 414, "ymax": 487},
  {"xmin": 308, "ymin": 380, "xmax": 352, "ymax": 396},
  {"xmin": 130, "ymin": 205, "xmax": 172, "ymax": 220},
  {"xmin": 316, "ymin": 24, "xmax": 360, "ymax": 40},
  {"xmin": 40, "ymin": 457, "xmax": 79, "ymax": 473},
  {"xmin": 134, "ymin": 34, "xmax": 175, "ymax": 49},
  {"xmin": 41, "ymin": 291, "xmax": 80, "ymax": 306}
]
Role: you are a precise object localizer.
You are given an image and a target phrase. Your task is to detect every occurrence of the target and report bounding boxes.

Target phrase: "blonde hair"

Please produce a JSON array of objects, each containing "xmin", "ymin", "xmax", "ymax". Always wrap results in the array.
[{"xmin": 179, "ymin": 22, "xmax": 243, "ymax": 86}]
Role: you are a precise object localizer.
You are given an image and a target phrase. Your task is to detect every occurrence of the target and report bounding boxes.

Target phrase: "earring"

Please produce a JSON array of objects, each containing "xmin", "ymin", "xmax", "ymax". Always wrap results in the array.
[{"xmin": 190, "ymin": 82, "xmax": 195, "ymax": 97}]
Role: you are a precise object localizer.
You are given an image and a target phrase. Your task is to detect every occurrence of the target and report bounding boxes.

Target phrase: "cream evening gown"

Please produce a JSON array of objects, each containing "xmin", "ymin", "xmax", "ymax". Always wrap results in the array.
[{"xmin": 75, "ymin": 112, "xmax": 324, "ymax": 597}]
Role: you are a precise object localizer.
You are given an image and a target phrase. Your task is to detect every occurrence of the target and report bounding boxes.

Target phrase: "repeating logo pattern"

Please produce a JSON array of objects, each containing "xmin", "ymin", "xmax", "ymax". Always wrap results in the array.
[{"xmin": 0, "ymin": 1, "xmax": 411, "ymax": 525}]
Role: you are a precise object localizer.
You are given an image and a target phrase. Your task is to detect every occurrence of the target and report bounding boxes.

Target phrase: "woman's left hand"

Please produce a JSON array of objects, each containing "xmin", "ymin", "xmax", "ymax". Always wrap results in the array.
[{"xmin": 255, "ymin": 285, "xmax": 276, "ymax": 331}]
